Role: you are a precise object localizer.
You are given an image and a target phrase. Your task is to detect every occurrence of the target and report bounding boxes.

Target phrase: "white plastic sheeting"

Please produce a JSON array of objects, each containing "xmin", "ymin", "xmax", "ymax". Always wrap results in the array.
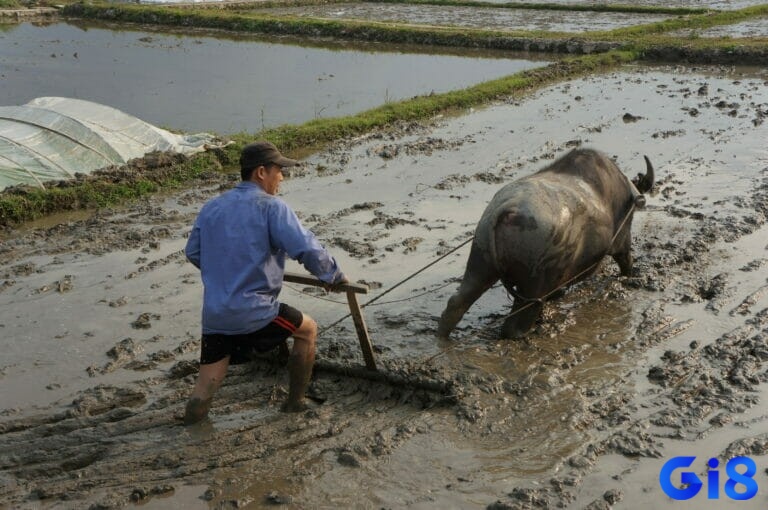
[{"xmin": 0, "ymin": 97, "xmax": 218, "ymax": 191}]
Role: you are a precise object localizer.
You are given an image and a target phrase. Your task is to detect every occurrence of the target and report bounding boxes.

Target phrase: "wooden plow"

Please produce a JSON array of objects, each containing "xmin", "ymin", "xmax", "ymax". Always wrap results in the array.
[{"xmin": 283, "ymin": 271, "xmax": 377, "ymax": 371}]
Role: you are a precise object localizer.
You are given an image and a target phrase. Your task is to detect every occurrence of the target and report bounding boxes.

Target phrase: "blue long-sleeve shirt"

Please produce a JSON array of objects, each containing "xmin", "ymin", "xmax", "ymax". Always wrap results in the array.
[{"xmin": 185, "ymin": 181, "xmax": 344, "ymax": 335}]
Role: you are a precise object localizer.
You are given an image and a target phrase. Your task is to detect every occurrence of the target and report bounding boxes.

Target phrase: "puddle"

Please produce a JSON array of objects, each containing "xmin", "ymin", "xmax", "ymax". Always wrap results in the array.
[
  {"xmin": 671, "ymin": 16, "xmax": 768, "ymax": 38},
  {"xmin": 0, "ymin": 21, "xmax": 550, "ymax": 134},
  {"xmin": 1, "ymin": 63, "xmax": 767, "ymax": 508},
  {"xmin": 257, "ymin": 3, "xmax": 672, "ymax": 33}
]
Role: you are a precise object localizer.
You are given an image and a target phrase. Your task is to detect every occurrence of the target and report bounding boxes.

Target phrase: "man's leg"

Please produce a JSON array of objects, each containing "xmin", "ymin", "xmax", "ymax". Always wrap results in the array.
[
  {"xmin": 184, "ymin": 356, "xmax": 229, "ymax": 425},
  {"xmin": 282, "ymin": 314, "xmax": 318, "ymax": 412}
]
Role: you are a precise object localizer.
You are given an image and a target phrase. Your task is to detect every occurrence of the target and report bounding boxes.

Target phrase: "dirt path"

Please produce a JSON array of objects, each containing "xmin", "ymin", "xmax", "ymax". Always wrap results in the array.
[{"xmin": 1, "ymin": 63, "xmax": 767, "ymax": 509}]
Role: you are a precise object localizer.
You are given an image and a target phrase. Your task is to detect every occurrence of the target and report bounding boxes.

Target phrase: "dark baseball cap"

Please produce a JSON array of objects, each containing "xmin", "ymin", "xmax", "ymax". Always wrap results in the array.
[{"xmin": 239, "ymin": 141, "xmax": 299, "ymax": 170}]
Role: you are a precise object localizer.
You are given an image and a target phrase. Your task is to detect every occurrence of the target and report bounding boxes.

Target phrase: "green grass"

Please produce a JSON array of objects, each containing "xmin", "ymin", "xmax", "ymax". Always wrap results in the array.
[
  {"xmin": 61, "ymin": 2, "xmax": 768, "ymax": 52},
  {"xmin": 170, "ymin": 0, "xmax": 709, "ymax": 15},
  {"xmin": 0, "ymin": 0, "xmax": 21, "ymax": 8},
  {"xmin": 0, "ymin": 148, "xmax": 239, "ymax": 226},
  {"xmin": 61, "ymin": 4, "xmax": 580, "ymax": 44},
  {"xmin": 599, "ymin": 4, "xmax": 768, "ymax": 39},
  {"xmin": 361, "ymin": 0, "xmax": 710, "ymax": 16}
]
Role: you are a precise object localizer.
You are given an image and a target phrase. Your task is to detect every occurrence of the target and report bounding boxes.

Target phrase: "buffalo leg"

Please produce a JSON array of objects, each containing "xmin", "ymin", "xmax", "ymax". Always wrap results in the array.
[
  {"xmin": 611, "ymin": 232, "xmax": 633, "ymax": 276},
  {"xmin": 501, "ymin": 296, "xmax": 543, "ymax": 338},
  {"xmin": 437, "ymin": 243, "xmax": 498, "ymax": 339}
]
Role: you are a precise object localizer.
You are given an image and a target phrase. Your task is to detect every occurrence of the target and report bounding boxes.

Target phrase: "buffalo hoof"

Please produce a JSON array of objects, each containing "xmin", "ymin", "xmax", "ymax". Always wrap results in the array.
[
  {"xmin": 436, "ymin": 319, "xmax": 454, "ymax": 340},
  {"xmin": 500, "ymin": 324, "xmax": 530, "ymax": 339},
  {"xmin": 500, "ymin": 315, "xmax": 537, "ymax": 339}
]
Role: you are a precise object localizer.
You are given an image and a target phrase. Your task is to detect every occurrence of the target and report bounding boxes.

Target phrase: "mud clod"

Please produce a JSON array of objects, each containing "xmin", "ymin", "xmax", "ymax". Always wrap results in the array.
[
  {"xmin": 131, "ymin": 313, "xmax": 161, "ymax": 329},
  {"xmin": 621, "ymin": 113, "xmax": 642, "ymax": 123},
  {"xmin": 264, "ymin": 491, "xmax": 292, "ymax": 505}
]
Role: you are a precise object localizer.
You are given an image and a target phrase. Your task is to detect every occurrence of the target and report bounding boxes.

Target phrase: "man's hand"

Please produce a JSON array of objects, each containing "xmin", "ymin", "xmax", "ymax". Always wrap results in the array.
[{"xmin": 323, "ymin": 275, "xmax": 349, "ymax": 293}]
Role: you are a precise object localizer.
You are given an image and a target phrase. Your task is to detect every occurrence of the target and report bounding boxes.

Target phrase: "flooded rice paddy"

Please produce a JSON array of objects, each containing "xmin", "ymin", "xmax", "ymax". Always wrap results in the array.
[
  {"xmin": 1, "ymin": 60, "xmax": 767, "ymax": 508},
  {"xmin": 456, "ymin": 0, "xmax": 765, "ymax": 9},
  {"xmin": 255, "ymin": 3, "xmax": 672, "ymax": 33},
  {"xmin": 0, "ymin": 21, "xmax": 549, "ymax": 133},
  {"xmin": 671, "ymin": 16, "xmax": 768, "ymax": 37}
]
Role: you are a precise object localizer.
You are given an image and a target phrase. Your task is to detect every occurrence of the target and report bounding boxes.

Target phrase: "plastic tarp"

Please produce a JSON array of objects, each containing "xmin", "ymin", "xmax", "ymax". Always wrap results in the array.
[{"xmin": 0, "ymin": 97, "xmax": 218, "ymax": 191}]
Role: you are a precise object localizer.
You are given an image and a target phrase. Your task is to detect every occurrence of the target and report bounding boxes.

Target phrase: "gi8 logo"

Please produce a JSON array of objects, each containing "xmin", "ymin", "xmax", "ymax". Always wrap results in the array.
[{"xmin": 659, "ymin": 456, "xmax": 758, "ymax": 501}]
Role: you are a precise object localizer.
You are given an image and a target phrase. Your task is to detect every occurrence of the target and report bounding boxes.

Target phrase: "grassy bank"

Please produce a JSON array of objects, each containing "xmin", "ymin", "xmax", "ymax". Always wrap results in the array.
[
  {"xmin": 0, "ymin": 0, "xmax": 21, "ymax": 8},
  {"xmin": 361, "ymin": 0, "xmax": 711, "ymax": 15},
  {"xmin": 59, "ymin": 3, "xmax": 609, "ymax": 49},
  {"xmin": 0, "ymin": 148, "xmax": 239, "ymax": 227},
  {"xmin": 113, "ymin": 0, "xmax": 710, "ymax": 16},
  {"xmin": 602, "ymin": 4, "xmax": 768, "ymax": 38},
  {"xmin": 219, "ymin": 0, "xmax": 711, "ymax": 15},
  {"xmin": 61, "ymin": 3, "xmax": 768, "ymax": 54},
  {"xmin": 0, "ymin": 51, "xmax": 637, "ymax": 227}
]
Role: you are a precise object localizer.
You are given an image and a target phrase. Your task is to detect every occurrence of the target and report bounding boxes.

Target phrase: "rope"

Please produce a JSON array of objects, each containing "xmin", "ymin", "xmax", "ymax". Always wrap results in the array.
[
  {"xmin": 319, "ymin": 236, "xmax": 474, "ymax": 333},
  {"xmin": 421, "ymin": 201, "xmax": 639, "ymax": 365},
  {"xmin": 316, "ymin": 199, "xmax": 637, "ymax": 341},
  {"xmin": 365, "ymin": 281, "xmax": 456, "ymax": 307},
  {"xmin": 504, "ymin": 202, "xmax": 636, "ymax": 303},
  {"xmin": 286, "ymin": 281, "xmax": 457, "ymax": 307}
]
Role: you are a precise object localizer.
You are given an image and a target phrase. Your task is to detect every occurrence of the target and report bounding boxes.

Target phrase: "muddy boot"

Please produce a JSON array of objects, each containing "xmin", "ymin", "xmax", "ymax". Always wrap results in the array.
[
  {"xmin": 184, "ymin": 396, "xmax": 212, "ymax": 425},
  {"xmin": 281, "ymin": 350, "xmax": 313, "ymax": 413}
]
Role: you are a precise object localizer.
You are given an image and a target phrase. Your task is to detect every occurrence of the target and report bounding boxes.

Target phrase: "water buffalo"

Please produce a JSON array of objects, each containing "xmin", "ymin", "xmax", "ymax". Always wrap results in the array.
[{"xmin": 437, "ymin": 148, "xmax": 654, "ymax": 339}]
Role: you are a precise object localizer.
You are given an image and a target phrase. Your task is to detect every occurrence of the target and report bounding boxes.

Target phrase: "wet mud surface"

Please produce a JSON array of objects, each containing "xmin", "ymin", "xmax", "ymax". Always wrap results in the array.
[
  {"xmin": 259, "ymin": 3, "xmax": 672, "ymax": 33},
  {"xmin": 671, "ymin": 16, "xmax": 768, "ymax": 38},
  {"xmin": 1, "ymin": 63, "xmax": 768, "ymax": 508},
  {"xmin": 460, "ymin": 0, "xmax": 765, "ymax": 9}
]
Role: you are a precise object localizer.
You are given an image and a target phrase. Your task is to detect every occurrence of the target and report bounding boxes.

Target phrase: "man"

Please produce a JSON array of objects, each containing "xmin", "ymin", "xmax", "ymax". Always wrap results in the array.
[{"xmin": 184, "ymin": 140, "xmax": 347, "ymax": 424}]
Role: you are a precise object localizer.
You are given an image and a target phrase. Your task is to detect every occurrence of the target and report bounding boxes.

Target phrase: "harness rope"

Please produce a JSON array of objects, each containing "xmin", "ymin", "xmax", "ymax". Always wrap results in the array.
[
  {"xmin": 318, "ymin": 236, "xmax": 474, "ymax": 333},
  {"xmin": 421, "ymin": 201, "xmax": 639, "ymax": 365},
  {"xmin": 507, "ymin": 201, "xmax": 637, "ymax": 304},
  {"xmin": 305, "ymin": 199, "xmax": 638, "ymax": 344}
]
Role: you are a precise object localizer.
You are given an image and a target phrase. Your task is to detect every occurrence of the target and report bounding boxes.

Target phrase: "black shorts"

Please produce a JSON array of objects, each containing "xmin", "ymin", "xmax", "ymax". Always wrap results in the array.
[{"xmin": 200, "ymin": 303, "xmax": 303, "ymax": 365}]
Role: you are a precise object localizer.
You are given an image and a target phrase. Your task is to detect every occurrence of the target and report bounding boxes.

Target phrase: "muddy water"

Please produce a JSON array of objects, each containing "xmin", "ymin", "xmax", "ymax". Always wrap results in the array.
[
  {"xmin": 0, "ymin": 21, "xmax": 549, "ymax": 133},
  {"xmin": 1, "ymin": 64, "xmax": 767, "ymax": 508},
  {"xmin": 671, "ymin": 16, "xmax": 768, "ymax": 38},
  {"xmin": 459, "ymin": 0, "xmax": 764, "ymax": 8},
  {"xmin": 259, "ymin": 3, "xmax": 671, "ymax": 33}
]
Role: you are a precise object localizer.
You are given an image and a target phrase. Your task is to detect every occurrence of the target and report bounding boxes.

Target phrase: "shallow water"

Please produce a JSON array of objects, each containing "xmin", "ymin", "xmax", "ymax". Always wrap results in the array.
[
  {"xmin": 0, "ymin": 21, "xmax": 549, "ymax": 134},
  {"xmin": 259, "ymin": 3, "xmax": 671, "ymax": 33},
  {"xmin": 457, "ymin": 0, "xmax": 765, "ymax": 8},
  {"xmin": 671, "ymin": 16, "xmax": 768, "ymax": 37}
]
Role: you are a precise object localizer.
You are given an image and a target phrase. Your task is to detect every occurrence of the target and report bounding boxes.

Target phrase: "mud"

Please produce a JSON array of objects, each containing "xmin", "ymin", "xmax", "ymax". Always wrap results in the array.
[
  {"xmin": 1, "ymin": 63, "xmax": 768, "ymax": 509},
  {"xmin": 670, "ymin": 16, "xmax": 768, "ymax": 38},
  {"xmin": 260, "ymin": 3, "xmax": 672, "ymax": 33},
  {"xmin": 463, "ymin": 0, "xmax": 764, "ymax": 8},
  {"xmin": 0, "ymin": 7, "xmax": 57, "ymax": 20}
]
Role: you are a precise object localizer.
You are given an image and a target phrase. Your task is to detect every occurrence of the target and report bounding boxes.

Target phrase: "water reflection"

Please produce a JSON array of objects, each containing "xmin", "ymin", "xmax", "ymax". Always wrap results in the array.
[{"xmin": 0, "ymin": 21, "xmax": 550, "ymax": 133}]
